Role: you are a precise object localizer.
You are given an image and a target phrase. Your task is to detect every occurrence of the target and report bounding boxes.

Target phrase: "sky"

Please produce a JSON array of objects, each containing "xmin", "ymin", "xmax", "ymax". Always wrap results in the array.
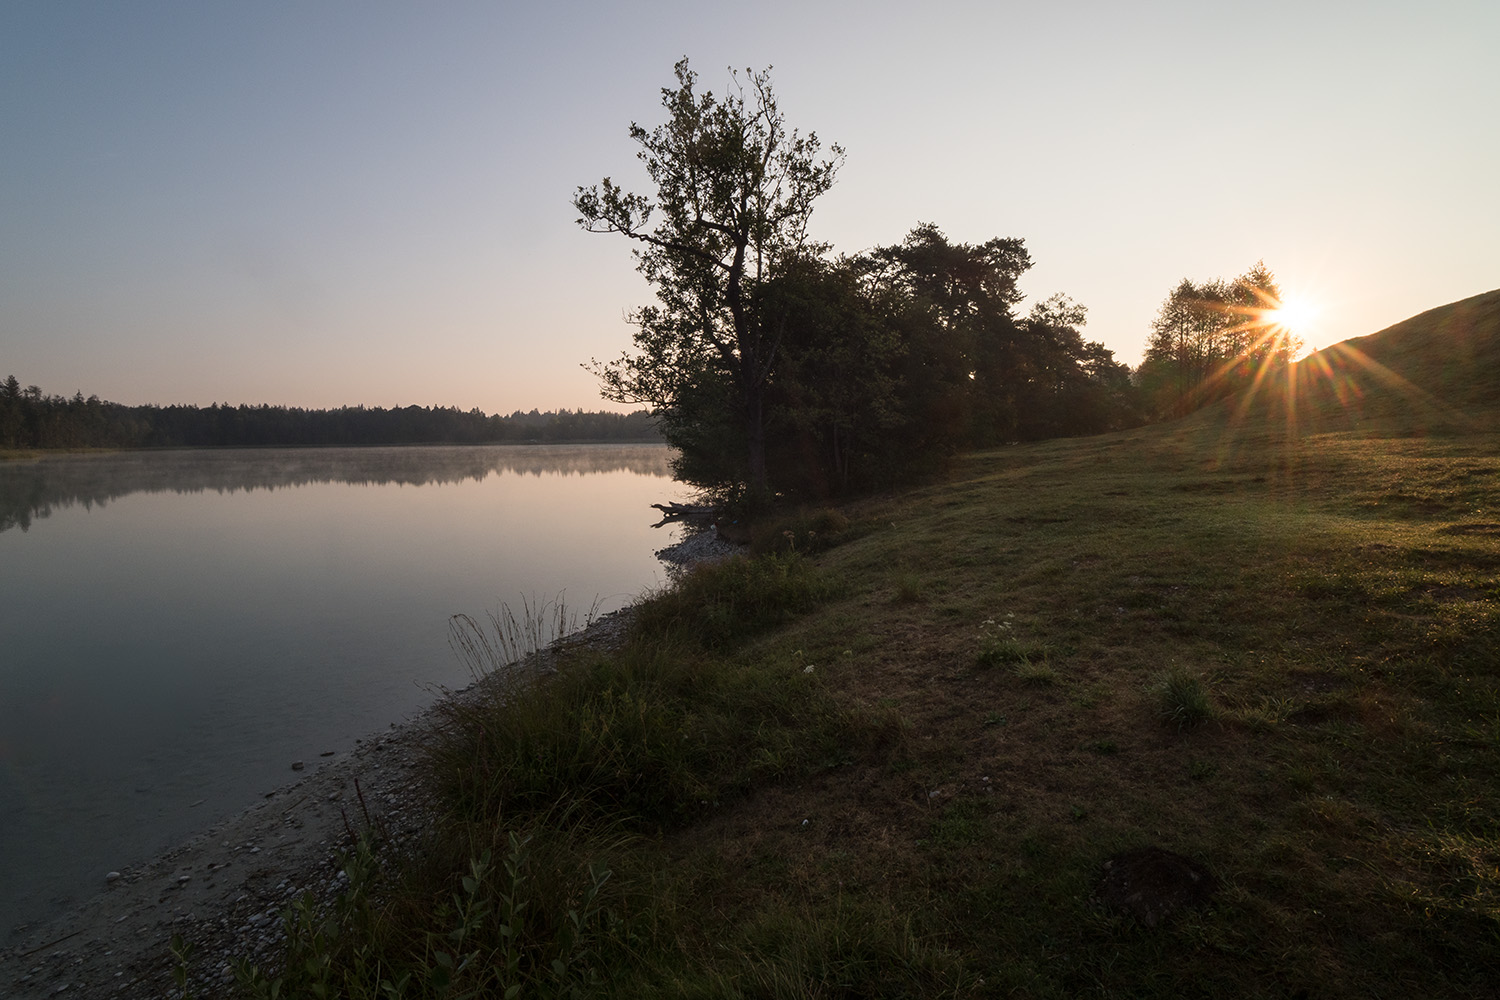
[{"xmin": 3, "ymin": 0, "xmax": 1496, "ymax": 414}]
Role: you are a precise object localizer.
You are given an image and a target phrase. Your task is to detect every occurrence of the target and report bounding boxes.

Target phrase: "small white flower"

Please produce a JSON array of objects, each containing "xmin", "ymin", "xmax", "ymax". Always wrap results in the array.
[{"xmin": 803, "ymin": 665, "xmax": 815, "ymax": 674}]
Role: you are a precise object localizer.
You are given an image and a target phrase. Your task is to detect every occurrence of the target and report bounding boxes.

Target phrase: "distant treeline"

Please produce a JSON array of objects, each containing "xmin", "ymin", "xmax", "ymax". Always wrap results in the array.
[{"xmin": 0, "ymin": 375, "xmax": 660, "ymax": 450}]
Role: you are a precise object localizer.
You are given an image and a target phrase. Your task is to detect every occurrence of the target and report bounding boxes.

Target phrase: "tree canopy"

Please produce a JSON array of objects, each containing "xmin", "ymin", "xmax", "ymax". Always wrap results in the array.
[
  {"xmin": 578, "ymin": 61, "xmax": 1136, "ymax": 502},
  {"xmin": 761, "ymin": 228, "xmax": 1134, "ymax": 495},
  {"xmin": 1135, "ymin": 262, "xmax": 1303, "ymax": 417}
]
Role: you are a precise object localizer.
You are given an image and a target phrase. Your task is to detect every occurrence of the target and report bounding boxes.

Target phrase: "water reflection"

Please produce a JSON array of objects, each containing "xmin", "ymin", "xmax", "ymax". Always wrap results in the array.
[
  {"xmin": 0, "ymin": 444, "xmax": 682, "ymax": 937},
  {"xmin": 0, "ymin": 444, "xmax": 675, "ymax": 533}
]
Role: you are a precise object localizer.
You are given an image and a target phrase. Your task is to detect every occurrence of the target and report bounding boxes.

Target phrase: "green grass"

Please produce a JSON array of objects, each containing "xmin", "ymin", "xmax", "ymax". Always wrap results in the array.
[
  {"xmin": 233, "ymin": 296, "xmax": 1500, "ymax": 997},
  {"xmin": 628, "ymin": 551, "xmax": 843, "ymax": 651},
  {"xmin": 1156, "ymin": 666, "xmax": 1212, "ymax": 728},
  {"xmin": 748, "ymin": 507, "xmax": 855, "ymax": 556}
]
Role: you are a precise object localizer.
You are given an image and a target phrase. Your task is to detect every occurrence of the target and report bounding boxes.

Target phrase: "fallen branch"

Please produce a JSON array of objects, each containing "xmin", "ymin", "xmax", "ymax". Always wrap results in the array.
[{"xmin": 650, "ymin": 502, "xmax": 717, "ymax": 528}]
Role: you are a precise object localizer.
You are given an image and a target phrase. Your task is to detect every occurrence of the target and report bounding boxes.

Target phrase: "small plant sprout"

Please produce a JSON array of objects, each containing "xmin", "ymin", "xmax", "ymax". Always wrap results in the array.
[
  {"xmin": 977, "ymin": 612, "xmax": 1049, "ymax": 671},
  {"xmin": 170, "ymin": 933, "xmax": 195, "ymax": 999}
]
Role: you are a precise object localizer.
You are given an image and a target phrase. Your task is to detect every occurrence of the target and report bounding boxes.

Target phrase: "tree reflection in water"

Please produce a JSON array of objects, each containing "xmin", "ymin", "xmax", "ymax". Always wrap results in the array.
[{"xmin": 0, "ymin": 444, "xmax": 674, "ymax": 533}]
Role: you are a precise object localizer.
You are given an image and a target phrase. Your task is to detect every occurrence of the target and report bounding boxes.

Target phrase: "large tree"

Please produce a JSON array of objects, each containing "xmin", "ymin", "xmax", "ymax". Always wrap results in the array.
[{"xmin": 574, "ymin": 58, "xmax": 842, "ymax": 501}]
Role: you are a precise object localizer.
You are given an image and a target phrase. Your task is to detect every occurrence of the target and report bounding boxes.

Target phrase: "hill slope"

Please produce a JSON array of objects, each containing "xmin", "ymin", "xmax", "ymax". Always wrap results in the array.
[{"xmin": 1261, "ymin": 288, "xmax": 1500, "ymax": 432}]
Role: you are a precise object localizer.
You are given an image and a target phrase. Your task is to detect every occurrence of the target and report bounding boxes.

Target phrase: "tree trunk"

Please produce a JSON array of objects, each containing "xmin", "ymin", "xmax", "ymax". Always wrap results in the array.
[{"xmin": 745, "ymin": 385, "xmax": 770, "ymax": 503}]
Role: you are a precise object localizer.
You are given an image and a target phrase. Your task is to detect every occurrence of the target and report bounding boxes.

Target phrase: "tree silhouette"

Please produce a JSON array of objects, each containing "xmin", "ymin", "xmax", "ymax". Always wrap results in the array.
[
  {"xmin": 1137, "ymin": 262, "xmax": 1301, "ymax": 416},
  {"xmin": 575, "ymin": 58, "xmax": 843, "ymax": 502}
]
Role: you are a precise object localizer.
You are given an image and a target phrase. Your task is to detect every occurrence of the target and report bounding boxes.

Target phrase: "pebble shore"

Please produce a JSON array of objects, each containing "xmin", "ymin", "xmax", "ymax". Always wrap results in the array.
[{"xmin": 0, "ymin": 530, "xmax": 738, "ymax": 999}]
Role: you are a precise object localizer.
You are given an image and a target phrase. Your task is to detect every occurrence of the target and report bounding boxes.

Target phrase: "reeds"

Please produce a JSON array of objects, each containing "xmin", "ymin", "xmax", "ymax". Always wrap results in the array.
[{"xmin": 447, "ymin": 593, "xmax": 595, "ymax": 680}]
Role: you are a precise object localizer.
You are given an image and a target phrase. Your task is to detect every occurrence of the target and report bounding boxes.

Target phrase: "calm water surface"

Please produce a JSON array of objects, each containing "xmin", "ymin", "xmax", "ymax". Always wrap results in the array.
[{"xmin": 0, "ymin": 444, "xmax": 685, "ymax": 937}]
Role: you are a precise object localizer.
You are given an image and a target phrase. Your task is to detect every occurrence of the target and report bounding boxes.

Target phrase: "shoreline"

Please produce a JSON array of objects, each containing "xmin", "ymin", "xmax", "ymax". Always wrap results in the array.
[
  {"xmin": 0, "ymin": 672, "xmax": 449, "ymax": 999},
  {"xmin": 0, "ymin": 532, "xmax": 739, "ymax": 999}
]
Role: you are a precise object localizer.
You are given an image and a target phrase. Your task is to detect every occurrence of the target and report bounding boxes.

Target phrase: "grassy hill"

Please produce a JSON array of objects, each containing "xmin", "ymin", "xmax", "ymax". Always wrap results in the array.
[
  {"xmin": 241, "ymin": 293, "xmax": 1500, "ymax": 998},
  {"xmin": 1319, "ymin": 288, "xmax": 1500, "ymax": 408},
  {"xmin": 1251, "ymin": 287, "xmax": 1500, "ymax": 434}
]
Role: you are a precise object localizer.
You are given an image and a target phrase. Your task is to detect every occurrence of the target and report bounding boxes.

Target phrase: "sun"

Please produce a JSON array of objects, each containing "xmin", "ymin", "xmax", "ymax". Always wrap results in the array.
[
  {"xmin": 1265, "ymin": 293, "xmax": 1320, "ymax": 340},
  {"xmin": 1255, "ymin": 292, "xmax": 1320, "ymax": 361}
]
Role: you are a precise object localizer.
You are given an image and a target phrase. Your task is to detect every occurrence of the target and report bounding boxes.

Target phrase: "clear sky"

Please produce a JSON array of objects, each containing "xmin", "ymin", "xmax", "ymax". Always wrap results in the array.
[{"xmin": 3, "ymin": 1, "xmax": 1496, "ymax": 413}]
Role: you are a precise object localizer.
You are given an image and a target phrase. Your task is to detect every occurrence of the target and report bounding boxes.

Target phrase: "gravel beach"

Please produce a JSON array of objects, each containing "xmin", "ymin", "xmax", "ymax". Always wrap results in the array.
[{"xmin": 0, "ymin": 705, "xmax": 438, "ymax": 999}]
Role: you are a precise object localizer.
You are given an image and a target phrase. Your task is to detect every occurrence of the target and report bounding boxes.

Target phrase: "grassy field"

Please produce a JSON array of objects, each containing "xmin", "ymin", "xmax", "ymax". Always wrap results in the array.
[{"xmin": 241, "ymin": 294, "xmax": 1500, "ymax": 998}]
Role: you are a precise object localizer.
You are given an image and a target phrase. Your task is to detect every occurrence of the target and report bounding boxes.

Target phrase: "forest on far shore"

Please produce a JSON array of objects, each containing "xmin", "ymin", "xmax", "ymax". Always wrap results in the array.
[{"xmin": 0, "ymin": 377, "xmax": 659, "ymax": 451}]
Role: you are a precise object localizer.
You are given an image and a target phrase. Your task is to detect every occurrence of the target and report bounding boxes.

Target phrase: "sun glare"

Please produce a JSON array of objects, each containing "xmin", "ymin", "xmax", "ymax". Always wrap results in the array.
[{"xmin": 1266, "ymin": 294, "xmax": 1319, "ymax": 340}]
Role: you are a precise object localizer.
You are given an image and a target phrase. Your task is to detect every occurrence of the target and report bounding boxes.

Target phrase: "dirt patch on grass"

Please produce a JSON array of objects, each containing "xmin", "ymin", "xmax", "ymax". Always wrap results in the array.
[{"xmin": 1094, "ymin": 846, "xmax": 1216, "ymax": 927}]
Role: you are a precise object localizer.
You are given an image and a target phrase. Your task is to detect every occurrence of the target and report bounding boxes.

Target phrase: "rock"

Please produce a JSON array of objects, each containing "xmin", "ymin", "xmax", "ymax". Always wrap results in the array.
[{"xmin": 290, "ymin": 761, "xmax": 305, "ymax": 771}]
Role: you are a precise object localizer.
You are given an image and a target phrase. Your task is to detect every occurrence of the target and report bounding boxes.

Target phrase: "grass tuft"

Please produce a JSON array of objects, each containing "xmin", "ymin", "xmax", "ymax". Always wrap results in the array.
[
  {"xmin": 891, "ymin": 572, "xmax": 925, "ymax": 604},
  {"xmin": 1156, "ymin": 667, "xmax": 1213, "ymax": 728},
  {"xmin": 976, "ymin": 615, "xmax": 1049, "ymax": 669},
  {"xmin": 447, "ymin": 594, "xmax": 592, "ymax": 680},
  {"xmin": 1014, "ymin": 657, "xmax": 1059, "ymax": 685}
]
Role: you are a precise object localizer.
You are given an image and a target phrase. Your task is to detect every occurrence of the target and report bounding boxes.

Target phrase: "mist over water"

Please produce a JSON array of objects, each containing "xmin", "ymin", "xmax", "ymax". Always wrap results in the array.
[
  {"xmin": 0, "ymin": 443, "xmax": 674, "ymax": 533},
  {"xmin": 0, "ymin": 444, "xmax": 685, "ymax": 937}
]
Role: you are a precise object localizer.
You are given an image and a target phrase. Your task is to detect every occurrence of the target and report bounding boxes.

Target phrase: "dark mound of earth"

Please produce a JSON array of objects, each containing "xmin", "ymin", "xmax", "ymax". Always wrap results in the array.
[{"xmin": 1095, "ymin": 846, "xmax": 1216, "ymax": 927}]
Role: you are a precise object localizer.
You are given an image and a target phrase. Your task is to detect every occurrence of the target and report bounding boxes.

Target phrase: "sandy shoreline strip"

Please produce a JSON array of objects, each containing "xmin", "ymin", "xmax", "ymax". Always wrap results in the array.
[{"xmin": 0, "ymin": 532, "xmax": 737, "ymax": 999}]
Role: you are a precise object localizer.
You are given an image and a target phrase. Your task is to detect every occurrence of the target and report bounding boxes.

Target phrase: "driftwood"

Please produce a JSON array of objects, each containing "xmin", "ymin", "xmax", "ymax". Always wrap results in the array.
[
  {"xmin": 650, "ymin": 501, "xmax": 717, "ymax": 529},
  {"xmin": 650, "ymin": 501, "xmax": 752, "ymax": 545}
]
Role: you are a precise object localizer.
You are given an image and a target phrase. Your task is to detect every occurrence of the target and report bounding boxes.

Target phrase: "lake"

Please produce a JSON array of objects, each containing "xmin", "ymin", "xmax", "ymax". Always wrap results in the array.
[{"xmin": 0, "ymin": 443, "xmax": 686, "ymax": 938}]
